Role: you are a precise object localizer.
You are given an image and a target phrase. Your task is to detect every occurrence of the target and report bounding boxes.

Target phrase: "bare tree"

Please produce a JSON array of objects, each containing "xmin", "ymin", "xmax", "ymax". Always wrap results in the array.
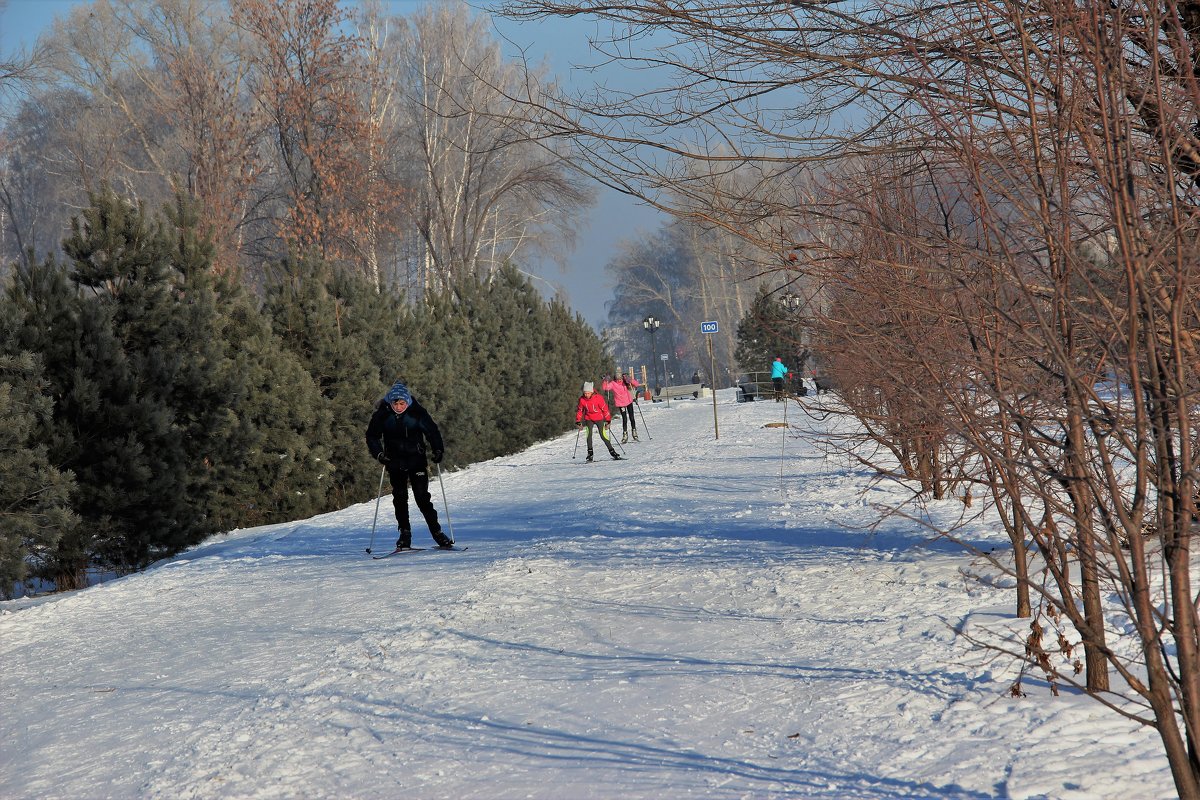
[
  {"xmin": 3, "ymin": 0, "xmax": 259, "ymax": 272},
  {"xmin": 20, "ymin": 0, "xmax": 398, "ymax": 281},
  {"xmin": 606, "ymin": 216, "xmax": 764, "ymax": 384},
  {"xmin": 0, "ymin": 0, "xmax": 48, "ymax": 273},
  {"xmin": 3, "ymin": 0, "xmax": 590, "ymax": 297},
  {"xmin": 0, "ymin": 0, "xmax": 49, "ymax": 105},
  {"xmin": 128, "ymin": 0, "xmax": 262, "ymax": 275},
  {"xmin": 389, "ymin": 2, "xmax": 591, "ymax": 293},
  {"xmin": 349, "ymin": 1, "xmax": 410, "ymax": 291},
  {"xmin": 499, "ymin": 0, "xmax": 1200, "ymax": 795},
  {"xmin": 233, "ymin": 0, "xmax": 393, "ymax": 273}
]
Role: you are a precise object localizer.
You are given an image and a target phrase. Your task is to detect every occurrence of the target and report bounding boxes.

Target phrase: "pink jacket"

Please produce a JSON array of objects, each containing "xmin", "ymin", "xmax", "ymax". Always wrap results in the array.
[{"xmin": 602, "ymin": 376, "xmax": 640, "ymax": 407}]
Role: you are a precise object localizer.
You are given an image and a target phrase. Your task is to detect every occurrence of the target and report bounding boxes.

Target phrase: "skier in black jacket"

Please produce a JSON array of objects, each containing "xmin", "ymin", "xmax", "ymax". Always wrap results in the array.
[{"xmin": 365, "ymin": 380, "xmax": 451, "ymax": 550}]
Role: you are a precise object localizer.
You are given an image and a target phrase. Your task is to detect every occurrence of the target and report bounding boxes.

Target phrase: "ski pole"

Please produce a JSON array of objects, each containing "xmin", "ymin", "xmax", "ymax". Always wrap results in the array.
[
  {"xmin": 435, "ymin": 463, "xmax": 456, "ymax": 544},
  {"xmin": 366, "ymin": 465, "xmax": 387, "ymax": 554},
  {"xmin": 608, "ymin": 422, "xmax": 626, "ymax": 454},
  {"xmin": 572, "ymin": 425, "xmax": 582, "ymax": 458},
  {"xmin": 779, "ymin": 396, "xmax": 790, "ymax": 495},
  {"xmin": 635, "ymin": 400, "xmax": 652, "ymax": 440}
]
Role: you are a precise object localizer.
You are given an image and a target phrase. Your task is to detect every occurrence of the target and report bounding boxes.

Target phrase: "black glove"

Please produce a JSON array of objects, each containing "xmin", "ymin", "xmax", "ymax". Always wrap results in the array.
[
  {"xmin": 376, "ymin": 452, "xmax": 390, "ymax": 465},
  {"xmin": 431, "ymin": 449, "xmax": 443, "ymax": 464},
  {"xmin": 576, "ymin": 422, "xmax": 583, "ymax": 428}
]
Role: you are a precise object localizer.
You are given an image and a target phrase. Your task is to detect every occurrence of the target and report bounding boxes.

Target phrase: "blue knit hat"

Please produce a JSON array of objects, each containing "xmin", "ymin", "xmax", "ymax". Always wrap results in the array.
[{"xmin": 385, "ymin": 380, "xmax": 411, "ymax": 405}]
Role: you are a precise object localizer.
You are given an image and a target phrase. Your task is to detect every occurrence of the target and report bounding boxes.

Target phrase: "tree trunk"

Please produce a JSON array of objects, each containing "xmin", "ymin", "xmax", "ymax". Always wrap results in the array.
[{"xmin": 1065, "ymin": 399, "xmax": 1109, "ymax": 692}]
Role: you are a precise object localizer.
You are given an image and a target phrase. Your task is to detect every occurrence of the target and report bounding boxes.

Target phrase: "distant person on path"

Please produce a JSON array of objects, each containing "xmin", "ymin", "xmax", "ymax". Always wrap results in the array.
[
  {"xmin": 771, "ymin": 357, "xmax": 789, "ymax": 402},
  {"xmin": 602, "ymin": 371, "xmax": 640, "ymax": 443},
  {"xmin": 576, "ymin": 381, "xmax": 623, "ymax": 462},
  {"xmin": 366, "ymin": 380, "xmax": 452, "ymax": 550}
]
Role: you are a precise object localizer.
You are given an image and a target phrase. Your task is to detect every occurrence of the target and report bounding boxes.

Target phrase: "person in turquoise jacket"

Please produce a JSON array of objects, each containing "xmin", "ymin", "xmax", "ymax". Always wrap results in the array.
[{"xmin": 770, "ymin": 357, "xmax": 789, "ymax": 402}]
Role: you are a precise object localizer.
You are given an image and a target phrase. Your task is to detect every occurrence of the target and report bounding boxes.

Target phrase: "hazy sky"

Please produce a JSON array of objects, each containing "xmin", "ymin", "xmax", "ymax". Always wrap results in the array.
[{"xmin": 0, "ymin": 0, "xmax": 665, "ymax": 329}]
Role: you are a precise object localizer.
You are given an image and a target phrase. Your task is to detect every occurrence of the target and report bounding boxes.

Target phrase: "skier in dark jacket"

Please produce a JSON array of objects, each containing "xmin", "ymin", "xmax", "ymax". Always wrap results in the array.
[{"xmin": 365, "ymin": 379, "xmax": 451, "ymax": 549}]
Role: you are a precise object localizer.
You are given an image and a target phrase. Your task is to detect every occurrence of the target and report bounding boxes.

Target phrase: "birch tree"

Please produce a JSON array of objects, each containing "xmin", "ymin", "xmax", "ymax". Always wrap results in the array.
[{"xmin": 390, "ymin": 2, "xmax": 590, "ymax": 293}]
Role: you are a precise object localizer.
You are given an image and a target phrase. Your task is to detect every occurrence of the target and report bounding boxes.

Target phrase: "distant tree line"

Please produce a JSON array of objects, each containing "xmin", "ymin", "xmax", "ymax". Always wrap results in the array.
[
  {"xmin": 0, "ymin": 0, "xmax": 590, "ymax": 297},
  {"xmin": 0, "ymin": 189, "xmax": 609, "ymax": 598}
]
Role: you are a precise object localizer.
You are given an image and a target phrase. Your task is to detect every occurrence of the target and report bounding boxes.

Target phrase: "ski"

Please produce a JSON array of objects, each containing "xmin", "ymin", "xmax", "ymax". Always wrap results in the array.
[
  {"xmin": 371, "ymin": 547, "xmax": 425, "ymax": 559},
  {"xmin": 370, "ymin": 545, "xmax": 467, "ymax": 559}
]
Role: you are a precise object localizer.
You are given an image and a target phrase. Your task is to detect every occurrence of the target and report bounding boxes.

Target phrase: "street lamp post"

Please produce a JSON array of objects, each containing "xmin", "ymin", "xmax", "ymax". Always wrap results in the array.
[{"xmin": 642, "ymin": 316, "xmax": 661, "ymax": 394}]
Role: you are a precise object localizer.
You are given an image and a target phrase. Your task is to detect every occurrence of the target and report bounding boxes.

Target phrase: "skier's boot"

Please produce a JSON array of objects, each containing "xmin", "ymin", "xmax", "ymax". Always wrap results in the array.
[
  {"xmin": 585, "ymin": 452, "xmax": 594, "ymax": 462},
  {"xmin": 396, "ymin": 528, "xmax": 412, "ymax": 550},
  {"xmin": 632, "ymin": 431, "xmax": 639, "ymax": 442},
  {"xmin": 621, "ymin": 433, "xmax": 628, "ymax": 444},
  {"xmin": 610, "ymin": 451, "xmax": 622, "ymax": 461},
  {"xmin": 431, "ymin": 529, "xmax": 454, "ymax": 549}
]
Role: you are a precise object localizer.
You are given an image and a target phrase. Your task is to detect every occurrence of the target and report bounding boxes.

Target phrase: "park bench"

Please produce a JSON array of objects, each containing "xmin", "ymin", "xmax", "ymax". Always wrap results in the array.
[{"xmin": 653, "ymin": 383, "xmax": 705, "ymax": 401}]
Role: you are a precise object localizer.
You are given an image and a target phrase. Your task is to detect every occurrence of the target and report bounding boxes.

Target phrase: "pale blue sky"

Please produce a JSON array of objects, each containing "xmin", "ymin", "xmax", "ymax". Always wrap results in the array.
[{"xmin": 0, "ymin": 0, "xmax": 664, "ymax": 328}]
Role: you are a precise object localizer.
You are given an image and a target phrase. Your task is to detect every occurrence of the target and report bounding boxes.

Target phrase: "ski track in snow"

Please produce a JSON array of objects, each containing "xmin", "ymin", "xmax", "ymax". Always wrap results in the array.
[{"xmin": 1, "ymin": 392, "xmax": 1176, "ymax": 799}]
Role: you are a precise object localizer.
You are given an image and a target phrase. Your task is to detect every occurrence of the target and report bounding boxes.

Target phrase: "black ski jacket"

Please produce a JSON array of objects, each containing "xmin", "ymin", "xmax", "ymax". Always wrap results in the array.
[{"xmin": 365, "ymin": 397, "xmax": 444, "ymax": 470}]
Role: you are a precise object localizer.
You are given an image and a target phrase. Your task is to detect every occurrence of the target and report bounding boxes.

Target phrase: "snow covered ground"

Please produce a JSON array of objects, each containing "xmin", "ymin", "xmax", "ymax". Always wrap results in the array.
[{"xmin": 1, "ymin": 391, "xmax": 1176, "ymax": 799}]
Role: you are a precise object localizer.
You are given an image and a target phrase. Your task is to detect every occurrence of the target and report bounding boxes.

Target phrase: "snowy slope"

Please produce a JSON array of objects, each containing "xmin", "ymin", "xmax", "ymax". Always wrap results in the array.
[{"xmin": 0, "ymin": 392, "xmax": 1175, "ymax": 799}]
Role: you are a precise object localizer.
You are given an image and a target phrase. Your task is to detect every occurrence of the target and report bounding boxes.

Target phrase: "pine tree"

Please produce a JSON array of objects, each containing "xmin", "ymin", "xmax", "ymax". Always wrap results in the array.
[
  {"xmin": 159, "ymin": 196, "xmax": 243, "ymax": 538},
  {"xmin": 2, "ymin": 189, "xmax": 279, "ymax": 585},
  {"xmin": 213, "ymin": 295, "xmax": 335, "ymax": 526},
  {"xmin": 483, "ymin": 266, "xmax": 550, "ymax": 447},
  {"xmin": 348, "ymin": 280, "xmax": 416, "ymax": 388},
  {"xmin": 3, "ymin": 252, "xmax": 160, "ymax": 584},
  {"xmin": 386, "ymin": 267, "xmax": 610, "ymax": 469},
  {"xmin": 2, "ymin": 258, "xmax": 94, "ymax": 588},
  {"xmin": 734, "ymin": 286, "xmax": 806, "ymax": 378},
  {"xmin": 460, "ymin": 272, "xmax": 510, "ymax": 460},
  {"xmin": 411, "ymin": 281, "xmax": 488, "ymax": 467},
  {"xmin": 264, "ymin": 253, "xmax": 382, "ymax": 509},
  {"xmin": 0, "ymin": 349, "xmax": 77, "ymax": 599},
  {"xmin": 545, "ymin": 300, "xmax": 594, "ymax": 431},
  {"xmin": 59, "ymin": 190, "xmax": 205, "ymax": 572},
  {"xmin": 166, "ymin": 197, "xmax": 334, "ymax": 529}
]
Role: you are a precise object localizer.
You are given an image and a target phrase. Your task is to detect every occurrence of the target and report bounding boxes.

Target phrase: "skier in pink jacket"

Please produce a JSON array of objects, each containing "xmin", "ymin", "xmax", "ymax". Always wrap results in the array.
[{"xmin": 601, "ymin": 371, "xmax": 641, "ymax": 443}]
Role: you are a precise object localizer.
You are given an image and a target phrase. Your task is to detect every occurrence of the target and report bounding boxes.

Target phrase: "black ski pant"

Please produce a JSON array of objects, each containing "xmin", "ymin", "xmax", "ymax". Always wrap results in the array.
[
  {"xmin": 387, "ymin": 463, "xmax": 442, "ymax": 541},
  {"xmin": 772, "ymin": 377, "xmax": 785, "ymax": 401},
  {"xmin": 584, "ymin": 421, "xmax": 619, "ymax": 457},
  {"xmin": 615, "ymin": 404, "xmax": 636, "ymax": 434}
]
